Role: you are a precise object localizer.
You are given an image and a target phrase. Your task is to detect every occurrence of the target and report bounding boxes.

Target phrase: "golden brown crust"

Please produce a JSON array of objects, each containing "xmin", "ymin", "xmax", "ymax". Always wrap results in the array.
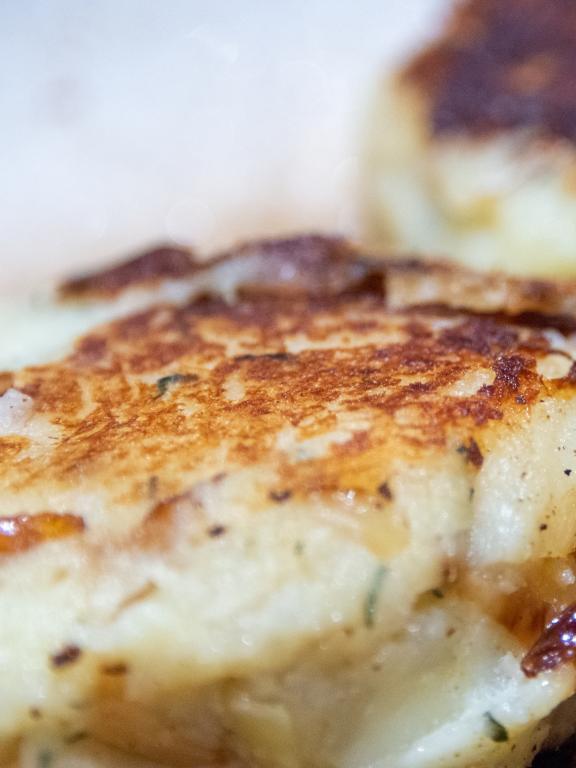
[
  {"xmin": 58, "ymin": 235, "xmax": 378, "ymax": 302},
  {"xmin": 3, "ymin": 236, "xmax": 576, "ymax": 555},
  {"xmin": 385, "ymin": 257, "xmax": 576, "ymax": 321},
  {"xmin": 5, "ymin": 237, "xmax": 576, "ymax": 768},
  {"xmin": 59, "ymin": 245, "xmax": 197, "ymax": 300},
  {"xmin": 58, "ymin": 236, "xmax": 576, "ymax": 321},
  {"xmin": 1, "ymin": 263, "xmax": 573, "ymax": 551},
  {"xmin": 403, "ymin": 0, "xmax": 576, "ymax": 141}
]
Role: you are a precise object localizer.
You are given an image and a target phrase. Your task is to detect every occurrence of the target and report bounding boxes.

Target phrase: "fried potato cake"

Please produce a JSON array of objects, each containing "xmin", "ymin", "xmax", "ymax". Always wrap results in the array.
[
  {"xmin": 4, "ymin": 236, "xmax": 576, "ymax": 767},
  {"xmin": 363, "ymin": 0, "xmax": 576, "ymax": 277}
]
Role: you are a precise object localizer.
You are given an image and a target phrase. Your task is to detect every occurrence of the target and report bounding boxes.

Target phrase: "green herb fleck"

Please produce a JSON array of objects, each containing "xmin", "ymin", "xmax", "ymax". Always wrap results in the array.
[
  {"xmin": 364, "ymin": 565, "xmax": 387, "ymax": 628},
  {"xmin": 431, "ymin": 588, "xmax": 444, "ymax": 598},
  {"xmin": 484, "ymin": 712, "xmax": 508, "ymax": 743},
  {"xmin": 155, "ymin": 373, "xmax": 197, "ymax": 398},
  {"xmin": 294, "ymin": 540, "xmax": 304, "ymax": 556},
  {"xmin": 37, "ymin": 750, "xmax": 54, "ymax": 768}
]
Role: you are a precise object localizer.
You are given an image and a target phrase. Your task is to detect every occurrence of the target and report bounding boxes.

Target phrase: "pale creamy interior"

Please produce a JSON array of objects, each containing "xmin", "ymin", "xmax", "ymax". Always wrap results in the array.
[{"xmin": 363, "ymin": 81, "xmax": 576, "ymax": 278}]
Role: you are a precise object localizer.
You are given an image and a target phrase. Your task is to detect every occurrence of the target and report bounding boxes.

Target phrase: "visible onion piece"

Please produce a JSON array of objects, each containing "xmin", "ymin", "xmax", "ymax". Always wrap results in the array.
[
  {"xmin": 0, "ymin": 513, "xmax": 85, "ymax": 555},
  {"xmin": 522, "ymin": 603, "xmax": 576, "ymax": 677}
]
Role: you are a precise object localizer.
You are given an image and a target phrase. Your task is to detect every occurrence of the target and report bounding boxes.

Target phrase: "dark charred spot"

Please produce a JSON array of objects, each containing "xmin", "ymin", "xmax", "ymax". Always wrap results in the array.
[
  {"xmin": 207, "ymin": 524, "xmax": 227, "ymax": 537},
  {"xmin": 540, "ymin": 523, "xmax": 548, "ymax": 531},
  {"xmin": 457, "ymin": 437, "xmax": 484, "ymax": 467},
  {"xmin": 439, "ymin": 319, "xmax": 518, "ymax": 357},
  {"xmin": 51, "ymin": 644, "xmax": 82, "ymax": 669},
  {"xmin": 481, "ymin": 354, "xmax": 531, "ymax": 396},
  {"xmin": 406, "ymin": 381, "xmax": 432, "ymax": 394},
  {"xmin": 377, "ymin": 482, "xmax": 393, "ymax": 500},
  {"xmin": 404, "ymin": 0, "xmax": 576, "ymax": 144},
  {"xmin": 226, "ymin": 234, "xmax": 377, "ymax": 298},
  {"xmin": 269, "ymin": 489, "xmax": 293, "ymax": 503},
  {"xmin": 515, "ymin": 312, "xmax": 576, "ymax": 336},
  {"xmin": 342, "ymin": 270, "xmax": 386, "ymax": 298},
  {"xmin": 60, "ymin": 245, "xmax": 196, "ymax": 300},
  {"xmin": 522, "ymin": 602, "xmax": 576, "ymax": 677},
  {"xmin": 565, "ymin": 469, "xmax": 572, "ymax": 476}
]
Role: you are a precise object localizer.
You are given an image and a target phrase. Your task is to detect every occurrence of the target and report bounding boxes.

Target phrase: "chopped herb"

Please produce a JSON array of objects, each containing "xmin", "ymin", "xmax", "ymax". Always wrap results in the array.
[
  {"xmin": 155, "ymin": 373, "xmax": 197, "ymax": 398},
  {"xmin": 37, "ymin": 750, "xmax": 54, "ymax": 768},
  {"xmin": 484, "ymin": 712, "xmax": 509, "ymax": 743},
  {"xmin": 364, "ymin": 565, "xmax": 387, "ymax": 628},
  {"xmin": 431, "ymin": 588, "xmax": 444, "ymax": 598},
  {"xmin": 294, "ymin": 540, "xmax": 304, "ymax": 556}
]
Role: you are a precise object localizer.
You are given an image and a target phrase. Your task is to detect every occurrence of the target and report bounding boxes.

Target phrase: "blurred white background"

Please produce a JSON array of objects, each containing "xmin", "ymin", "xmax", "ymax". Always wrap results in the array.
[{"xmin": 0, "ymin": 0, "xmax": 448, "ymax": 290}]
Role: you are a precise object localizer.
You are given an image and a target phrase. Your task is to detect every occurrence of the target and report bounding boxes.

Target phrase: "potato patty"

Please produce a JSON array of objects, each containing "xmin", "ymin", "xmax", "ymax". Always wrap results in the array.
[
  {"xmin": 363, "ymin": 0, "xmax": 576, "ymax": 277},
  {"xmin": 4, "ymin": 236, "xmax": 576, "ymax": 767}
]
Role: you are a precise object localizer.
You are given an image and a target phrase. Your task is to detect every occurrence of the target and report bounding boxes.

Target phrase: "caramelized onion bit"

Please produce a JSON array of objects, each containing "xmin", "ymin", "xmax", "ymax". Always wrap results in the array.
[
  {"xmin": 522, "ymin": 602, "xmax": 576, "ymax": 677},
  {"xmin": 0, "ymin": 513, "xmax": 85, "ymax": 554}
]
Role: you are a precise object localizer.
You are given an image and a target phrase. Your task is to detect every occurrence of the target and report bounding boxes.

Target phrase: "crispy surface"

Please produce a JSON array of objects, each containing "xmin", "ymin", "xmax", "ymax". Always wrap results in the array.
[
  {"xmin": 384, "ymin": 257, "xmax": 576, "ymax": 321},
  {"xmin": 59, "ymin": 246, "xmax": 197, "ymax": 300},
  {"xmin": 4, "ymin": 299, "xmax": 535, "ymax": 511},
  {"xmin": 5, "ymin": 237, "xmax": 576, "ymax": 766},
  {"xmin": 403, "ymin": 0, "xmax": 576, "ymax": 141},
  {"xmin": 2, "ymin": 237, "xmax": 576, "ymax": 549}
]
